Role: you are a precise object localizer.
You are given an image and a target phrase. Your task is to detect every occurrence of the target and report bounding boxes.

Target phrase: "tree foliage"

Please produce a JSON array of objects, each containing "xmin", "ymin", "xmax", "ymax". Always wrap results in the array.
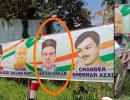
[
  {"xmin": 0, "ymin": 0, "xmax": 91, "ymax": 37},
  {"xmin": 47, "ymin": 0, "xmax": 91, "ymax": 30},
  {"xmin": 0, "ymin": 0, "xmax": 91, "ymax": 28}
]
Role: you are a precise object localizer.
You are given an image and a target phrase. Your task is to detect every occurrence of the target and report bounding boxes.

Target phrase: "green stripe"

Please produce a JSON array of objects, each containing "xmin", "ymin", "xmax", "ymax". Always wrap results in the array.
[
  {"xmin": 55, "ymin": 65, "xmax": 71, "ymax": 71},
  {"xmin": 26, "ymin": 64, "xmax": 47, "ymax": 77},
  {"xmin": 120, "ymin": 5, "xmax": 130, "ymax": 16},
  {"xmin": 27, "ymin": 52, "xmax": 114, "ymax": 72},
  {"xmin": 123, "ymin": 34, "xmax": 128, "ymax": 41},
  {"xmin": 2, "ymin": 51, "xmax": 15, "ymax": 60},
  {"xmin": 27, "ymin": 63, "xmax": 43, "ymax": 71},
  {"xmin": 27, "ymin": 63, "xmax": 71, "ymax": 72},
  {"xmin": 3, "ymin": 37, "xmax": 42, "ymax": 60},
  {"xmin": 25, "ymin": 38, "xmax": 34, "ymax": 48},
  {"xmin": 128, "ymin": 42, "xmax": 130, "ymax": 49},
  {"xmin": 25, "ymin": 36, "xmax": 42, "ymax": 48},
  {"xmin": 100, "ymin": 53, "xmax": 114, "ymax": 62},
  {"xmin": 51, "ymin": 53, "xmax": 114, "ymax": 71}
]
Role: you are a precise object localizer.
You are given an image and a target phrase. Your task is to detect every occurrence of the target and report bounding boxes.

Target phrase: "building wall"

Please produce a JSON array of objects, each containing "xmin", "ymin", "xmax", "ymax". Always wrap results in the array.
[{"xmin": 0, "ymin": 19, "xmax": 42, "ymax": 43}]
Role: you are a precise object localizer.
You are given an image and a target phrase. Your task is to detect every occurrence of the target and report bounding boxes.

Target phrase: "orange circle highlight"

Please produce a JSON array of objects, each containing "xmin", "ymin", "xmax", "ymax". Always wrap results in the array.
[{"xmin": 33, "ymin": 17, "xmax": 75, "ymax": 95}]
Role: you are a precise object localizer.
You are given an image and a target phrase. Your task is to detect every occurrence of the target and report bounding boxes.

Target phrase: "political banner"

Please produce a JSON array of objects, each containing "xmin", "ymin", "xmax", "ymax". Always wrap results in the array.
[
  {"xmin": 115, "ymin": 4, "xmax": 130, "ymax": 33},
  {"xmin": 0, "ymin": 24, "xmax": 114, "ymax": 82}
]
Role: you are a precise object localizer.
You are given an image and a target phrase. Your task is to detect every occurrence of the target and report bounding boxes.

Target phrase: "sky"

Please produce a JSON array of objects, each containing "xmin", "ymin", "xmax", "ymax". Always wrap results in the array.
[{"xmin": 83, "ymin": 0, "xmax": 103, "ymax": 26}]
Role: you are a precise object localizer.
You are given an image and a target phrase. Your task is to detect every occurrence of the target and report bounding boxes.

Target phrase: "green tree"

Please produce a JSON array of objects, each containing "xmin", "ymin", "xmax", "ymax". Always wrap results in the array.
[
  {"xmin": 0, "ymin": 0, "xmax": 34, "ymax": 38},
  {"xmin": 47, "ymin": 0, "xmax": 91, "ymax": 30},
  {"xmin": 0, "ymin": 0, "xmax": 92, "ymax": 35}
]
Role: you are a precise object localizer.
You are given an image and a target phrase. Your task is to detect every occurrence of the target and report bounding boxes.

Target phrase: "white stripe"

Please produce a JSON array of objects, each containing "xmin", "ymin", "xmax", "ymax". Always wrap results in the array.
[
  {"xmin": 54, "ymin": 59, "xmax": 114, "ymax": 68},
  {"xmin": 55, "ymin": 59, "xmax": 71, "ymax": 67},
  {"xmin": 100, "ymin": 46, "xmax": 114, "ymax": 56}
]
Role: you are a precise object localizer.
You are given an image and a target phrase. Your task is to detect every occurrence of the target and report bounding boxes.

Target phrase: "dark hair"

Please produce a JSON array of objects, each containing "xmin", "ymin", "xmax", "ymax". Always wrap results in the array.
[
  {"xmin": 75, "ymin": 31, "xmax": 100, "ymax": 49},
  {"xmin": 42, "ymin": 39, "xmax": 56, "ymax": 50},
  {"xmin": 0, "ymin": 44, "xmax": 3, "ymax": 55}
]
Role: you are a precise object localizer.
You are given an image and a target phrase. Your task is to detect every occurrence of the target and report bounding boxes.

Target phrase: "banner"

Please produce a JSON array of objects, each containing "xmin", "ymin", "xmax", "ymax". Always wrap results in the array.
[
  {"xmin": 0, "ymin": 24, "xmax": 114, "ymax": 82},
  {"xmin": 115, "ymin": 4, "xmax": 130, "ymax": 33}
]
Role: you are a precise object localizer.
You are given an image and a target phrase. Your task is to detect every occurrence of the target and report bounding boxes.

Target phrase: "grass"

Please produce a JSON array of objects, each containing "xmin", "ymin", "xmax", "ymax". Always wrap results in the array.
[
  {"xmin": 0, "ymin": 78, "xmax": 114, "ymax": 100},
  {"xmin": 115, "ymin": 58, "xmax": 130, "ymax": 100},
  {"xmin": 115, "ymin": 72, "xmax": 130, "ymax": 100},
  {"xmin": 0, "ymin": 78, "xmax": 28, "ymax": 100},
  {"xmin": 115, "ymin": 95, "xmax": 130, "ymax": 100}
]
